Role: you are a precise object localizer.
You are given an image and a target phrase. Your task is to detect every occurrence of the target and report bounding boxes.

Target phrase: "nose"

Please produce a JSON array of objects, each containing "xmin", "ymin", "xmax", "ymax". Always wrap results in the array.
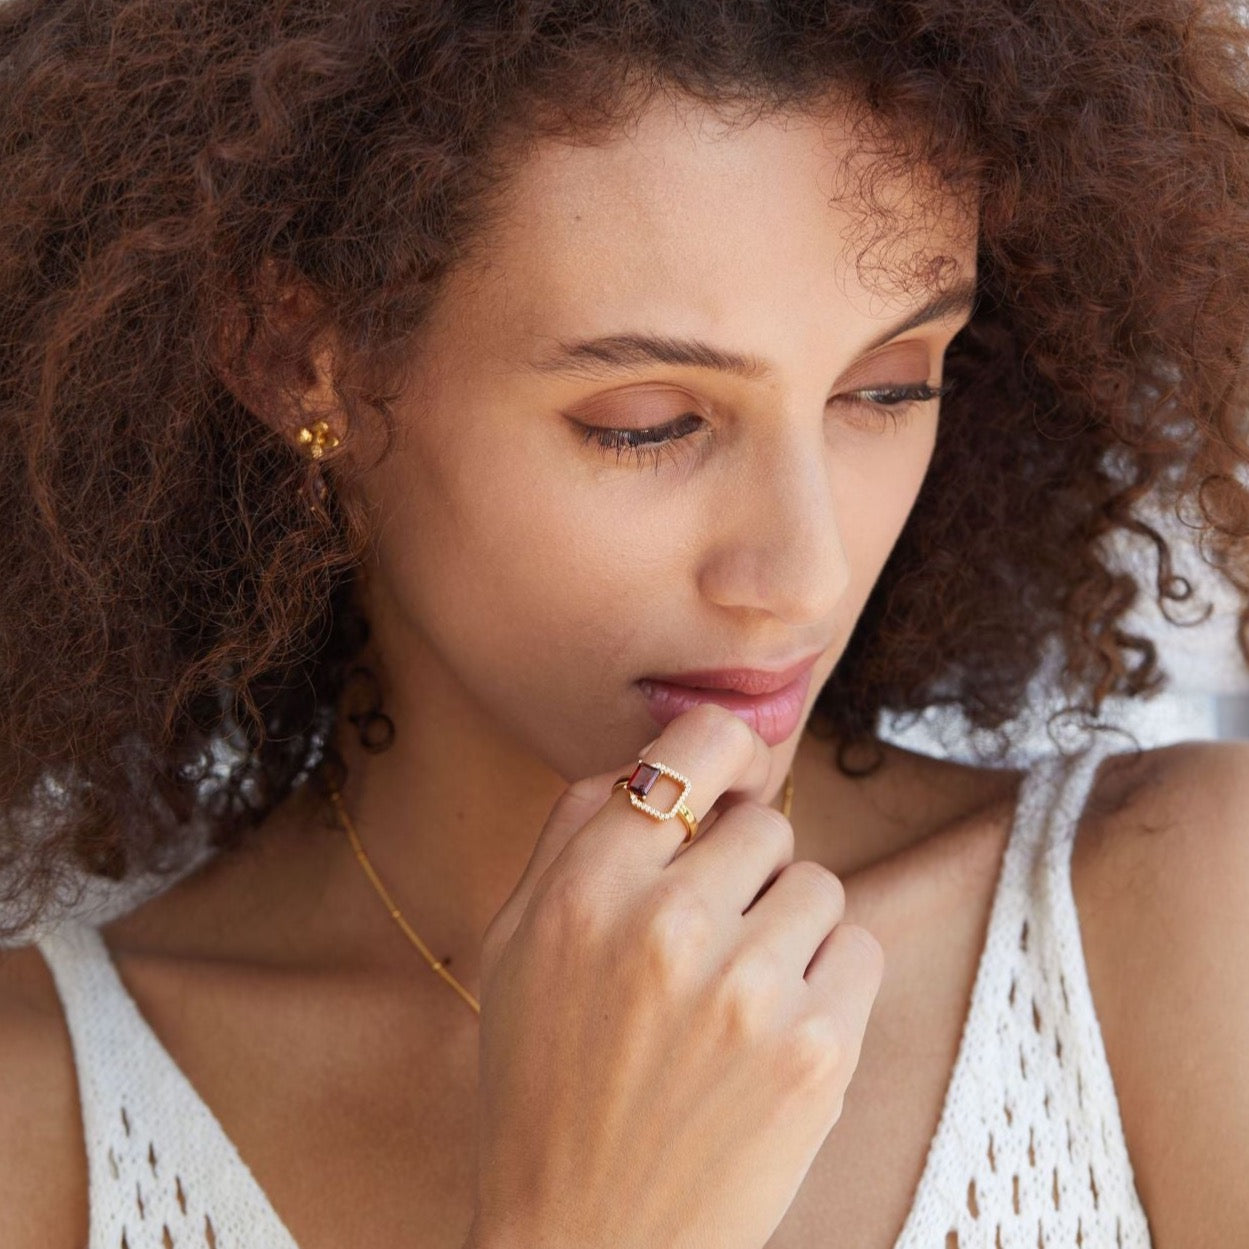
[{"xmin": 696, "ymin": 417, "xmax": 850, "ymax": 626}]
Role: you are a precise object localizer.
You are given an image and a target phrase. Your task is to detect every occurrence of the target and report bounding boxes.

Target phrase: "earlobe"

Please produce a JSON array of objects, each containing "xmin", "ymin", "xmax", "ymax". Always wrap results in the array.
[
  {"xmin": 294, "ymin": 416, "xmax": 342, "ymax": 526},
  {"xmin": 207, "ymin": 258, "xmax": 347, "ymax": 454},
  {"xmin": 208, "ymin": 261, "xmax": 350, "ymax": 527},
  {"xmin": 296, "ymin": 418, "xmax": 342, "ymax": 461}
]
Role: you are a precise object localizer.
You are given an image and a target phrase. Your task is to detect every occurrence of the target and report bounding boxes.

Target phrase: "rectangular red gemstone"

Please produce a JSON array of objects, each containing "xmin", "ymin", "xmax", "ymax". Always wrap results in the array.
[{"xmin": 627, "ymin": 761, "xmax": 662, "ymax": 798}]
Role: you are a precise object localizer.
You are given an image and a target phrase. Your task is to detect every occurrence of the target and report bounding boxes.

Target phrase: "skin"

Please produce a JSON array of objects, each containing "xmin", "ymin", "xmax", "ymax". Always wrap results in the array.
[{"xmin": 3, "ymin": 87, "xmax": 1249, "ymax": 1249}]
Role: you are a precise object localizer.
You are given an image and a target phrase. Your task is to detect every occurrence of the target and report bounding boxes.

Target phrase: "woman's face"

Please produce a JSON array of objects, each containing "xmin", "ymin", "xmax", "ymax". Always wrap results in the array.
[{"xmin": 350, "ymin": 94, "xmax": 978, "ymax": 783}]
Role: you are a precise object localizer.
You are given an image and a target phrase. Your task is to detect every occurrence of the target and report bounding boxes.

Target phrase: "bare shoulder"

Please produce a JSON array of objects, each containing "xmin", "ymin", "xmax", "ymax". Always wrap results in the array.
[
  {"xmin": 0, "ymin": 939, "xmax": 89, "ymax": 1247},
  {"xmin": 1073, "ymin": 738, "xmax": 1249, "ymax": 1249}
]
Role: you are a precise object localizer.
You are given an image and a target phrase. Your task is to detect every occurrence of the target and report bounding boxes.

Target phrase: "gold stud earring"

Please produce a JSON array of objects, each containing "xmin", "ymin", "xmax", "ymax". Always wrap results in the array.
[{"xmin": 295, "ymin": 419, "xmax": 340, "ymax": 460}]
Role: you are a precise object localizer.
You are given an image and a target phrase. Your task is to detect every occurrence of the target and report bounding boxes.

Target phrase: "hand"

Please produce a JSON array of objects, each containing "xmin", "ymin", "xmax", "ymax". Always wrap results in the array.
[{"xmin": 465, "ymin": 702, "xmax": 884, "ymax": 1249}]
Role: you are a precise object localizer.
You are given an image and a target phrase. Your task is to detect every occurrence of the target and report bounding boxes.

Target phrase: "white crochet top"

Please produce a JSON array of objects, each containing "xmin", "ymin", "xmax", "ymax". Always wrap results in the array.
[{"xmin": 32, "ymin": 744, "xmax": 1154, "ymax": 1248}]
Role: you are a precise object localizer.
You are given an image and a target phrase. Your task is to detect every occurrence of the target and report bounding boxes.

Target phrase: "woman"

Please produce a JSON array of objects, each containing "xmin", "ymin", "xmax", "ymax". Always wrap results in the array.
[{"xmin": 1, "ymin": 1, "xmax": 1247, "ymax": 1246}]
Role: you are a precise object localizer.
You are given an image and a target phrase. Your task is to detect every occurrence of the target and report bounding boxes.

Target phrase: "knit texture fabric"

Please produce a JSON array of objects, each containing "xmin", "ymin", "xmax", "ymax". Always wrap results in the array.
[
  {"xmin": 892, "ymin": 744, "xmax": 1153, "ymax": 1249},
  {"xmin": 33, "ymin": 743, "xmax": 1152, "ymax": 1248},
  {"xmin": 34, "ymin": 919, "xmax": 298, "ymax": 1249}
]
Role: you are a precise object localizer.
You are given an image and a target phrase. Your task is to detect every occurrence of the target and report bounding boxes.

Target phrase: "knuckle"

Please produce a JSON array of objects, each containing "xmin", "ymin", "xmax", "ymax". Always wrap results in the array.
[
  {"xmin": 843, "ymin": 922, "xmax": 885, "ymax": 974},
  {"xmin": 532, "ymin": 870, "xmax": 604, "ymax": 944},
  {"xmin": 712, "ymin": 946, "xmax": 784, "ymax": 1042},
  {"xmin": 640, "ymin": 885, "xmax": 716, "ymax": 984},
  {"xmin": 788, "ymin": 860, "xmax": 845, "ymax": 911},
  {"xmin": 748, "ymin": 802, "xmax": 796, "ymax": 851},
  {"xmin": 784, "ymin": 1012, "xmax": 847, "ymax": 1083}
]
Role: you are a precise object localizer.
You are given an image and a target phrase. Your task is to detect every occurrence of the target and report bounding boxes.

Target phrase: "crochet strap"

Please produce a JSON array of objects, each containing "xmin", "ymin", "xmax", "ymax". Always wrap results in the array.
[{"xmin": 35, "ymin": 921, "xmax": 301, "ymax": 1249}]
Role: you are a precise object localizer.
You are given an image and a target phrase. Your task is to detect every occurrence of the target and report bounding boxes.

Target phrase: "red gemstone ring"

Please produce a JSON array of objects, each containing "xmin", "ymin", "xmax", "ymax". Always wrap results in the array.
[{"xmin": 612, "ymin": 758, "xmax": 699, "ymax": 844}]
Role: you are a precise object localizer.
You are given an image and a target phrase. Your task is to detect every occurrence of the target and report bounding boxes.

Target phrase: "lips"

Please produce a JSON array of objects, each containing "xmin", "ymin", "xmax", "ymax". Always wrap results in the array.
[
  {"xmin": 641, "ymin": 651, "xmax": 823, "ymax": 696},
  {"xmin": 636, "ymin": 653, "xmax": 821, "ymax": 747}
]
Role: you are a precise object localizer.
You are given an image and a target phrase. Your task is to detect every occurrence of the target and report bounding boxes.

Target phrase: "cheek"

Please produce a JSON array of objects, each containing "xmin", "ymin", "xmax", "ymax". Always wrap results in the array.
[
  {"xmin": 390, "ymin": 438, "xmax": 621, "ymax": 611},
  {"xmin": 832, "ymin": 422, "xmax": 937, "ymax": 574},
  {"xmin": 365, "ymin": 429, "xmax": 660, "ymax": 766},
  {"xmin": 373, "ymin": 443, "xmax": 600, "ymax": 643}
]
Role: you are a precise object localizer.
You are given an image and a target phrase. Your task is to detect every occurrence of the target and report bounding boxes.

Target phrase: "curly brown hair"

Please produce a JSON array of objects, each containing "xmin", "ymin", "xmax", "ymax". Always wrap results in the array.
[{"xmin": 2, "ymin": 0, "xmax": 1248, "ymax": 938}]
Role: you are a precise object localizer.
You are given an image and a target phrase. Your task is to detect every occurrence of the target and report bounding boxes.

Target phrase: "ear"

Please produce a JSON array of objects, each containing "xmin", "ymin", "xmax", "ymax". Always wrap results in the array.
[{"xmin": 210, "ymin": 259, "xmax": 346, "ymax": 456}]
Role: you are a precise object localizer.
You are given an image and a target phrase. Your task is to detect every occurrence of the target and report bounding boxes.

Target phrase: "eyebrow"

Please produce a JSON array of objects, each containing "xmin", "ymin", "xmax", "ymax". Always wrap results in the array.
[{"xmin": 526, "ymin": 278, "xmax": 979, "ymax": 381}]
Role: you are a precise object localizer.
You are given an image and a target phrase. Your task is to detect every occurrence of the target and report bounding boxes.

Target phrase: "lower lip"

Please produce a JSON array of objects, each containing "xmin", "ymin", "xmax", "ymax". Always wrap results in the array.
[{"xmin": 636, "ymin": 667, "xmax": 816, "ymax": 747}]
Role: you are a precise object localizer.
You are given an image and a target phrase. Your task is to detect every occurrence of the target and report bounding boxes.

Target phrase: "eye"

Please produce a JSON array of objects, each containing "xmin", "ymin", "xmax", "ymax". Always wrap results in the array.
[
  {"xmin": 578, "ymin": 380, "xmax": 954, "ymax": 471},
  {"xmin": 577, "ymin": 410, "xmax": 707, "ymax": 473},
  {"xmin": 837, "ymin": 381, "xmax": 955, "ymax": 432}
]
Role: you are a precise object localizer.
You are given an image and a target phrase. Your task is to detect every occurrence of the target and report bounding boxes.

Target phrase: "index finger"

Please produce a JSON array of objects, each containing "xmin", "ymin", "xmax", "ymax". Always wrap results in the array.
[{"xmin": 553, "ymin": 701, "xmax": 780, "ymax": 885}]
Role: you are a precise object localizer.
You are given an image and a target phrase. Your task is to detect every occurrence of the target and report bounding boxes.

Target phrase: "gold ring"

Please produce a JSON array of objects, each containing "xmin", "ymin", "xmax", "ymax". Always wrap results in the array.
[{"xmin": 612, "ymin": 758, "xmax": 700, "ymax": 844}]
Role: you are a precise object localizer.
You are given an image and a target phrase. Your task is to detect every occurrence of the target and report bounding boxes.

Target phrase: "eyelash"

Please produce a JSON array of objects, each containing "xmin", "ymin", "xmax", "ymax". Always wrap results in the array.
[{"xmin": 578, "ymin": 382, "xmax": 955, "ymax": 471}]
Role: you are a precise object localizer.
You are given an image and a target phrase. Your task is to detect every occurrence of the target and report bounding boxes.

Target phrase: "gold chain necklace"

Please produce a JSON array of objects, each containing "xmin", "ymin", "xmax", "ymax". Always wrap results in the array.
[{"xmin": 328, "ymin": 765, "xmax": 797, "ymax": 1016}]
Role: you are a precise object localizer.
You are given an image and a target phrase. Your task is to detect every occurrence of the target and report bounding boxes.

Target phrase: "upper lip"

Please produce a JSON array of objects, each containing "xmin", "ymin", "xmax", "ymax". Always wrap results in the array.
[{"xmin": 641, "ymin": 650, "xmax": 824, "ymax": 696}]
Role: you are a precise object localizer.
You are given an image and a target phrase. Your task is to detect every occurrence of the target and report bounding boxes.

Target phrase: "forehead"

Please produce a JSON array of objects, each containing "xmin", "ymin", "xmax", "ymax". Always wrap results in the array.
[{"xmin": 444, "ymin": 93, "xmax": 978, "ymax": 350}]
